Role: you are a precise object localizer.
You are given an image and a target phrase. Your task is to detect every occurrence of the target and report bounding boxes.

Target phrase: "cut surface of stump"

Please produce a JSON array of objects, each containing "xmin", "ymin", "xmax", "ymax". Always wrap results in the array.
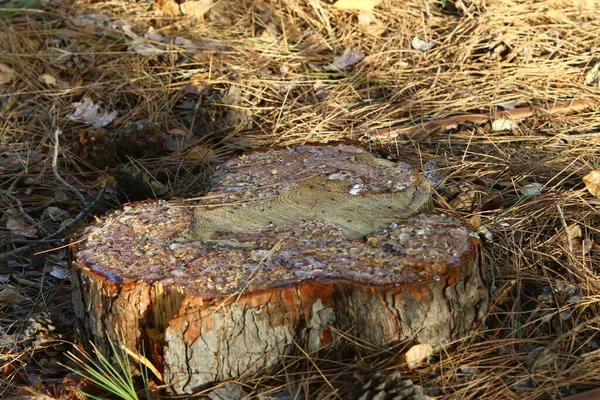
[{"xmin": 70, "ymin": 144, "xmax": 488, "ymax": 394}]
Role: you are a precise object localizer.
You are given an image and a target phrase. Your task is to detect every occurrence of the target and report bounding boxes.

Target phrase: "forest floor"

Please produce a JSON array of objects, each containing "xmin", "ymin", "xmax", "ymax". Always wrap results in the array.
[{"xmin": 1, "ymin": 0, "xmax": 600, "ymax": 398}]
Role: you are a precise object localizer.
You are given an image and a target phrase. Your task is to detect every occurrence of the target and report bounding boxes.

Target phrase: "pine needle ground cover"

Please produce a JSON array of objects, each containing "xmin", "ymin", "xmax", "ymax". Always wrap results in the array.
[{"xmin": 0, "ymin": 0, "xmax": 599, "ymax": 398}]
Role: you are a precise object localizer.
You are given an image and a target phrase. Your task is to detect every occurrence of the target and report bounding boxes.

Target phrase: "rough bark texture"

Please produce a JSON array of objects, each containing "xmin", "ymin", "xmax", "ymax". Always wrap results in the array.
[{"xmin": 70, "ymin": 144, "xmax": 488, "ymax": 394}]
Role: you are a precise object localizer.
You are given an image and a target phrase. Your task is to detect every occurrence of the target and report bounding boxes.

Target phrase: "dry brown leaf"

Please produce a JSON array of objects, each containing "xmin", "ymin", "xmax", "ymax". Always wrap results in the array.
[
  {"xmin": 180, "ymin": 0, "xmax": 212, "ymax": 19},
  {"xmin": 156, "ymin": 0, "xmax": 180, "ymax": 17},
  {"xmin": 0, "ymin": 63, "xmax": 15, "ymax": 85},
  {"xmin": 0, "ymin": 147, "xmax": 45, "ymax": 171},
  {"xmin": 129, "ymin": 39, "xmax": 166, "ymax": 56},
  {"xmin": 411, "ymin": 36, "xmax": 436, "ymax": 51},
  {"xmin": 583, "ymin": 170, "xmax": 600, "ymax": 198},
  {"xmin": 168, "ymin": 128, "xmax": 189, "ymax": 136},
  {"xmin": 493, "ymin": 279, "xmax": 517, "ymax": 305},
  {"xmin": 520, "ymin": 182, "xmax": 543, "ymax": 196},
  {"xmin": 579, "ymin": 237, "xmax": 595, "ymax": 255},
  {"xmin": 405, "ymin": 343, "xmax": 432, "ymax": 369},
  {"xmin": 333, "ymin": 0, "xmax": 382, "ymax": 25},
  {"xmin": 185, "ymin": 145, "xmax": 217, "ymax": 163},
  {"xmin": 568, "ymin": 223, "xmax": 582, "ymax": 239},
  {"xmin": 491, "ymin": 118, "xmax": 517, "ymax": 132},
  {"xmin": 6, "ymin": 213, "xmax": 38, "ymax": 238},
  {"xmin": 563, "ymin": 224, "xmax": 595, "ymax": 256},
  {"xmin": 67, "ymin": 97, "xmax": 118, "ymax": 128},
  {"xmin": 0, "ymin": 285, "xmax": 26, "ymax": 303},
  {"xmin": 49, "ymin": 266, "xmax": 70, "ymax": 280},
  {"xmin": 38, "ymin": 73, "xmax": 56, "ymax": 86},
  {"xmin": 585, "ymin": 62, "xmax": 600, "ymax": 87},
  {"xmin": 325, "ymin": 48, "xmax": 364, "ymax": 71},
  {"xmin": 333, "ymin": 0, "xmax": 382, "ymax": 11},
  {"xmin": 469, "ymin": 214, "xmax": 481, "ymax": 230}
]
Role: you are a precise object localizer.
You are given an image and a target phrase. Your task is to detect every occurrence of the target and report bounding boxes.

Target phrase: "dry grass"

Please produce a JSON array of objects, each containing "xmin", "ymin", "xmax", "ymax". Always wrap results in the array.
[{"xmin": 1, "ymin": 0, "xmax": 600, "ymax": 398}]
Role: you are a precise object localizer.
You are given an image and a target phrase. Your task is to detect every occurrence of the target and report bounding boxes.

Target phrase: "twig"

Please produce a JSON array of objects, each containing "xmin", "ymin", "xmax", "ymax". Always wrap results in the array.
[
  {"xmin": 556, "ymin": 204, "xmax": 576, "ymax": 284},
  {"xmin": 48, "ymin": 179, "xmax": 108, "ymax": 241},
  {"xmin": 365, "ymin": 98, "xmax": 597, "ymax": 140},
  {"xmin": 11, "ymin": 239, "xmax": 63, "ymax": 244},
  {"xmin": 25, "ymin": 162, "xmax": 49, "ymax": 196},
  {"xmin": 530, "ymin": 315, "xmax": 600, "ymax": 374},
  {"xmin": 556, "ymin": 204, "xmax": 573, "ymax": 253},
  {"xmin": 0, "ymin": 179, "xmax": 108, "ymax": 263},
  {"xmin": 0, "ymin": 127, "xmax": 108, "ymax": 263},
  {"xmin": 0, "ymin": 244, "xmax": 37, "ymax": 262},
  {"xmin": 53, "ymin": 128, "xmax": 88, "ymax": 207},
  {"xmin": 1, "ymin": 190, "xmax": 51, "ymax": 237},
  {"xmin": 558, "ymin": 132, "xmax": 600, "ymax": 140}
]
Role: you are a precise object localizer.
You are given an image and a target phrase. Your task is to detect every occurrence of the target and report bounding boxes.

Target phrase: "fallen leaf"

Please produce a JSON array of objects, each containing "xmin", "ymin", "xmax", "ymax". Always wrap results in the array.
[
  {"xmin": 423, "ymin": 160, "xmax": 445, "ymax": 191},
  {"xmin": 325, "ymin": 48, "xmax": 364, "ymax": 71},
  {"xmin": 6, "ymin": 211, "xmax": 38, "ymax": 238},
  {"xmin": 527, "ymin": 346, "xmax": 557, "ymax": 369},
  {"xmin": 411, "ymin": 36, "xmax": 436, "ymax": 51},
  {"xmin": 585, "ymin": 62, "xmax": 600, "ymax": 87},
  {"xmin": 147, "ymin": 176, "xmax": 170, "ymax": 197},
  {"xmin": 583, "ymin": 170, "xmax": 600, "ymax": 198},
  {"xmin": 49, "ymin": 266, "xmax": 70, "ymax": 280},
  {"xmin": 491, "ymin": 118, "xmax": 517, "ymax": 132},
  {"xmin": 357, "ymin": 12, "xmax": 376, "ymax": 25},
  {"xmin": 563, "ymin": 223, "xmax": 595, "ymax": 256},
  {"xmin": 303, "ymin": 33, "xmax": 327, "ymax": 48},
  {"xmin": 42, "ymin": 206, "xmax": 68, "ymax": 222},
  {"xmin": 168, "ymin": 128, "xmax": 190, "ymax": 136},
  {"xmin": 568, "ymin": 223, "xmax": 582, "ymax": 239},
  {"xmin": 67, "ymin": 97, "xmax": 118, "ymax": 128},
  {"xmin": 0, "ymin": 146, "xmax": 45, "ymax": 171},
  {"xmin": 156, "ymin": 0, "xmax": 182, "ymax": 17},
  {"xmin": 0, "ymin": 63, "xmax": 15, "ymax": 85},
  {"xmin": 38, "ymin": 73, "xmax": 56, "ymax": 86},
  {"xmin": 185, "ymin": 144, "xmax": 218, "ymax": 163},
  {"xmin": 493, "ymin": 279, "xmax": 517, "ymax": 304},
  {"xmin": 0, "ymin": 285, "xmax": 26, "ymax": 303},
  {"xmin": 333, "ymin": 0, "xmax": 382, "ymax": 25},
  {"xmin": 499, "ymin": 103, "xmax": 518, "ymax": 110},
  {"xmin": 579, "ymin": 237, "xmax": 595, "ymax": 255},
  {"xmin": 156, "ymin": 0, "xmax": 212, "ymax": 19},
  {"xmin": 469, "ymin": 214, "xmax": 481, "ymax": 230},
  {"xmin": 313, "ymin": 80, "xmax": 330, "ymax": 100},
  {"xmin": 520, "ymin": 182, "xmax": 543, "ymax": 196},
  {"xmin": 129, "ymin": 39, "xmax": 166, "ymax": 56},
  {"xmin": 179, "ymin": 0, "xmax": 213, "ymax": 20},
  {"xmin": 405, "ymin": 343, "xmax": 432, "ymax": 369},
  {"xmin": 333, "ymin": 0, "xmax": 382, "ymax": 11},
  {"xmin": 69, "ymin": 12, "xmax": 112, "ymax": 27}
]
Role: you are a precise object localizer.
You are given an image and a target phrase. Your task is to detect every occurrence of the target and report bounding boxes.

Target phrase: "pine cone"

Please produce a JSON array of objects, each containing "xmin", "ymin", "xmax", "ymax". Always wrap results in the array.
[
  {"xmin": 71, "ymin": 128, "xmax": 117, "ymax": 169},
  {"xmin": 352, "ymin": 371, "xmax": 432, "ymax": 400},
  {"xmin": 117, "ymin": 121, "xmax": 166, "ymax": 159}
]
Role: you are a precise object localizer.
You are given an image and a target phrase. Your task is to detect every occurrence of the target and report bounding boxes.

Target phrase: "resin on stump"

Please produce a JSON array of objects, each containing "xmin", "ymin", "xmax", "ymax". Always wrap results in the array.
[{"xmin": 70, "ymin": 144, "xmax": 488, "ymax": 394}]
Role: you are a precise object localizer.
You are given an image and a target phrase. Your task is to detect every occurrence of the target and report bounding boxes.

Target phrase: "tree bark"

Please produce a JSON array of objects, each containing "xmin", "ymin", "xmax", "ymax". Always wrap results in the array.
[{"xmin": 70, "ymin": 144, "xmax": 488, "ymax": 394}]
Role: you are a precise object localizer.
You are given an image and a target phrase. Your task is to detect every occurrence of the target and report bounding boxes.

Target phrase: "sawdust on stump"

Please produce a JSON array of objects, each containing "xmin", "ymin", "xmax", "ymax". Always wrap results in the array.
[{"xmin": 70, "ymin": 144, "xmax": 488, "ymax": 394}]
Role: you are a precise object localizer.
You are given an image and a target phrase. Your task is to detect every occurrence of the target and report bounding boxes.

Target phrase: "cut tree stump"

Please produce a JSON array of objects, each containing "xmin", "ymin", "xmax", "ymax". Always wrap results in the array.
[{"xmin": 70, "ymin": 144, "xmax": 488, "ymax": 394}]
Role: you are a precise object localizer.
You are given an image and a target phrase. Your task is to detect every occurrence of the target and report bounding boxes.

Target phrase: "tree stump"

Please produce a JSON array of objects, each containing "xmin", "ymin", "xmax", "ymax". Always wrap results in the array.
[{"xmin": 70, "ymin": 144, "xmax": 488, "ymax": 394}]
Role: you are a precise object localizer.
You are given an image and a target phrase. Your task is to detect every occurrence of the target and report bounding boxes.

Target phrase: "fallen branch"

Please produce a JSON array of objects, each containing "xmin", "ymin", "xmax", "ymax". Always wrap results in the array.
[
  {"xmin": 365, "ymin": 98, "xmax": 597, "ymax": 140},
  {"xmin": 0, "ymin": 180, "xmax": 108, "ymax": 263},
  {"xmin": 53, "ymin": 128, "xmax": 88, "ymax": 207},
  {"xmin": 0, "ymin": 128, "xmax": 108, "ymax": 263},
  {"xmin": 529, "ymin": 315, "xmax": 600, "ymax": 374}
]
